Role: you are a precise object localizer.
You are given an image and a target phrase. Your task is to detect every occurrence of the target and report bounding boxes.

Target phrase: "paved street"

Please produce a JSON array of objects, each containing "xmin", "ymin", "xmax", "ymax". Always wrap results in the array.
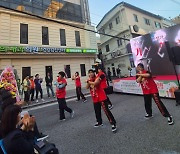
[{"xmin": 26, "ymin": 93, "xmax": 180, "ymax": 154}]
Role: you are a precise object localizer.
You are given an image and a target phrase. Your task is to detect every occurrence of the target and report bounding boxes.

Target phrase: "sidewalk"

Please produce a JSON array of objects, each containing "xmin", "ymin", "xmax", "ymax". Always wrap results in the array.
[{"xmin": 22, "ymin": 88, "xmax": 90, "ymax": 109}]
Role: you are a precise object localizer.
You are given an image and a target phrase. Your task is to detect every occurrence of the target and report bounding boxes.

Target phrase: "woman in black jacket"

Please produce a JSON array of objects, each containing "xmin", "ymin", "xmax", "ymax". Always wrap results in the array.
[
  {"xmin": 1, "ymin": 105, "xmax": 35, "ymax": 154},
  {"xmin": 0, "ymin": 88, "xmax": 48, "ymax": 141}
]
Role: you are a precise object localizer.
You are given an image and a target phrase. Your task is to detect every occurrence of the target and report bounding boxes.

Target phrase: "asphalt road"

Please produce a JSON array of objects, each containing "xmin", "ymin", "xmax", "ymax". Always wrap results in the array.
[{"xmin": 26, "ymin": 93, "xmax": 180, "ymax": 154}]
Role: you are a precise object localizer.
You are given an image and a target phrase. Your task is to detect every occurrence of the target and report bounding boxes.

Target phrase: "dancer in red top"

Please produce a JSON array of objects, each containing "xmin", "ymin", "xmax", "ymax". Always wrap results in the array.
[
  {"xmin": 72, "ymin": 72, "xmax": 87, "ymax": 103},
  {"xmin": 55, "ymin": 71, "xmax": 74, "ymax": 121},
  {"xmin": 86, "ymin": 69, "xmax": 117, "ymax": 132},
  {"xmin": 136, "ymin": 63, "xmax": 174, "ymax": 125},
  {"xmin": 96, "ymin": 64, "xmax": 113, "ymax": 109}
]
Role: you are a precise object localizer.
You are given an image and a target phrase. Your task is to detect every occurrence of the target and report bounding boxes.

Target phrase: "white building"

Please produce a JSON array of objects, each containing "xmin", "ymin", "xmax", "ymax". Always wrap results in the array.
[{"xmin": 97, "ymin": 2, "xmax": 175, "ymax": 77}]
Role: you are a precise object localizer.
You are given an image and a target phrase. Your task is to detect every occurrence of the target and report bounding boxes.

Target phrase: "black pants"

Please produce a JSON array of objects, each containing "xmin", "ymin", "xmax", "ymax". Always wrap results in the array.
[
  {"xmin": 93, "ymin": 100, "xmax": 116, "ymax": 125},
  {"xmin": 76, "ymin": 87, "xmax": 86, "ymax": 101},
  {"xmin": 104, "ymin": 88, "xmax": 112, "ymax": 106},
  {"xmin": 108, "ymin": 76, "xmax": 112, "ymax": 82},
  {"xmin": 30, "ymin": 89, "xmax": 35, "ymax": 101},
  {"xmin": 24, "ymin": 91, "xmax": 30, "ymax": 102},
  {"xmin": 57, "ymin": 98, "xmax": 72, "ymax": 120},
  {"xmin": 36, "ymin": 88, "xmax": 43, "ymax": 99},
  {"xmin": 144, "ymin": 93, "xmax": 171, "ymax": 117}
]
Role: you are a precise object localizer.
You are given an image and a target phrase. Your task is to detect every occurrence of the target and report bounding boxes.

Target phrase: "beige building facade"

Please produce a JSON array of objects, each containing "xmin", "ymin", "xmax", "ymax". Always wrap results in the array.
[
  {"xmin": 97, "ymin": 2, "xmax": 175, "ymax": 77},
  {"xmin": 0, "ymin": 7, "xmax": 97, "ymax": 91}
]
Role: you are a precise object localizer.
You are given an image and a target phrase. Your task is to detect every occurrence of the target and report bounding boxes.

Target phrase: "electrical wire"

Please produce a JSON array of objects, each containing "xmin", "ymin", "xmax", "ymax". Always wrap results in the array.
[{"xmin": 0, "ymin": 5, "xmax": 130, "ymax": 41}]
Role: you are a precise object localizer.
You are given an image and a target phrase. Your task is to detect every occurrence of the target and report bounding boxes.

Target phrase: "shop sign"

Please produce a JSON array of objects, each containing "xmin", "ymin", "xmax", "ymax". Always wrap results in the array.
[
  {"xmin": 25, "ymin": 47, "xmax": 66, "ymax": 53},
  {"xmin": 0, "ymin": 46, "xmax": 97, "ymax": 54},
  {"xmin": 0, "ymin": 46, "xmax": 24, "ymax": 53},
  {"xmin": 82, "ymin": 49, "xmax": 97, "ymax": 53},
  {"xmin": 66, "ymin": 48, "xmax": 82, "ymax": 53}
]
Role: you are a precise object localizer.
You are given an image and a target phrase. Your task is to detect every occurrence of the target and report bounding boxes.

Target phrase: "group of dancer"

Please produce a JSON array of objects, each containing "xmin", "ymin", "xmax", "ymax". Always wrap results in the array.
[
  {"xmin": 54, "ymin": 64, "xmax": 117, "ymax": 132},
  {"xmin": 55, "ymin": 62, "xmax": 174, "ymax": 135}
]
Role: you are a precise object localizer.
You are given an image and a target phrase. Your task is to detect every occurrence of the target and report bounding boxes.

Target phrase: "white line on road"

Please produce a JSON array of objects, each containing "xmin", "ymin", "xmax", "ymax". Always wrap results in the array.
[{"xmin": 24, "ymin": 94, "xmax": 91, "ymax": 112}]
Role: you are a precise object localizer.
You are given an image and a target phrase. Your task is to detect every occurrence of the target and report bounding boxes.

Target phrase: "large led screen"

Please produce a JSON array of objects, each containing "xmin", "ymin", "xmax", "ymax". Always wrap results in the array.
[{"xmin": 130, "ymin": 24, "xmax": 180, "ymax": 75}]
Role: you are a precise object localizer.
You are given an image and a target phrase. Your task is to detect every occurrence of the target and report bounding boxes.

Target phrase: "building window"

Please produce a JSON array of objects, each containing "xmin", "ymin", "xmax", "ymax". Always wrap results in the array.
[
  {"xmin": 20, "ymin": 23, "xmax": 28, "ymax": 44},
  {"xmin": 117, "ymin": 39, "xmax": 122, "ymax": 47},
  {"xmin": 80, "ymin": 64, "xmax": 86, "ymax": 76},
  {"xmin": 60, "ymin": 29, "xmax": 66, "ymax": 46},
  {"xmin": 42, "ymin": 26, "xmax": 49, "ymax": 45},
  {"xmin": 116, "ymin": 16, "xmax": 120, "ymax": 24},
  {"xmin": 75, "ymin": 31, "xmax": 81, "ymax": 47},
  {"xmin": 45, "ymin": 66, "xmax": 53, "ymax": 78},
  {"xmin": 154, "ymin": 21, "xmax": 161, "ymax": 28},
  {"xmin": 22, "ymin": 67, "xmax": 31, "ymax": 80},
  {"xmin": 144, "ymin": 18, "xmax": 150, "ymax": 25},
  {"xmin": 133, "ymin": 14, "xmax": 138, "ymax": 22},
  {"xmin": 106, "ymin": 44, "xmax": 110, "ymax": 52},
  {"xmin": 64, "ymin": 65, "xmax": 71, "ymax": 78},
  {"xmin": 109, "ymin": 23, "xmax": 113, "ymax": 30}
]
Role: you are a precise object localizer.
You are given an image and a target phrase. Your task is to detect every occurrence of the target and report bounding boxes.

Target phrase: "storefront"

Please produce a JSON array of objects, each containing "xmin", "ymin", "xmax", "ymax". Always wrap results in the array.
[{"xmin": 0, "ymin": 46, "xmax": 96, "ymax": 91}]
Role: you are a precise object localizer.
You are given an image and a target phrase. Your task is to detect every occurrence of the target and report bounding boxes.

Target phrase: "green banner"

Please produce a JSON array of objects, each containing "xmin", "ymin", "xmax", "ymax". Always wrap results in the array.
[{"xmin": 0, "ymin": 46, "xmax": 97, "ymax": 54}]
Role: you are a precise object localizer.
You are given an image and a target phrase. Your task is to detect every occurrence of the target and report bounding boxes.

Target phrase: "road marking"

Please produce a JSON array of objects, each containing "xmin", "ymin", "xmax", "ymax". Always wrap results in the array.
[{"xmin": 24, "ymin": 94, "xmax": 91, "ymax": 112}]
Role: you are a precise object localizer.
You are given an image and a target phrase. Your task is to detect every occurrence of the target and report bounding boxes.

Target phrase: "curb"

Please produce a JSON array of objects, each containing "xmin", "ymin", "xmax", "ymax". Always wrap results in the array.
[{"xmin": 22, "ymin": 92, "xmax": 90, "ymax": 110}]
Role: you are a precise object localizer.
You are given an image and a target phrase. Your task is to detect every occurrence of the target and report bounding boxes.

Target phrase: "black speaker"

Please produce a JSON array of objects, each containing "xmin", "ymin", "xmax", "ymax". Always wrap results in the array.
[
  {"xmin": 172, "ymin": 46, "xmax": 180, "ymax": 65},
  {"xmin": 174, "ymin": 89, "xmax": 180, "ymax": 106},
  {"xmin": 165, "ymin": 42, "xmax": 174, "ymax": 62}
]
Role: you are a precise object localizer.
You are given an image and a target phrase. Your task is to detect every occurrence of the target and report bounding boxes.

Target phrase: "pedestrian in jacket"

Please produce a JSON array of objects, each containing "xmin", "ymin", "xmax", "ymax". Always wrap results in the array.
[
  {"xmin": 45, "ymin": 72, "xmax": 55, "ymax": 98},
  {"xmin": 23, "ymin": 76, "xmax": 30, "ymax": 104},
  {"xmin": 29, "ymin": 76, "xmax": 35, "ymax": 101},
  {"xmin": 34, "ymin": 74, "xmax": 44, "ymax": 103}
]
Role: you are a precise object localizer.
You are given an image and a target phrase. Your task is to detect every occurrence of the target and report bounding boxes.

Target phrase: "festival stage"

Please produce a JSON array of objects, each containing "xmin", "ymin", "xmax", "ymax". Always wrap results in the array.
[{"xmin": 113, "ymin": 75, "xmax": 180, "ymax": 98}]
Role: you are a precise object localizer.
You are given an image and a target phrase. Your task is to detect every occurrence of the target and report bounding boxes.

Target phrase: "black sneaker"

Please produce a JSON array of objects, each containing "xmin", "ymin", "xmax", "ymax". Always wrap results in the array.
[
  {"xmin": 112, "ymin": 125, "xmax": 117, "ymax": 132},
  {"xmin": 94, "ymin": 123, "xmax": 103, "ymax": 128},
  {"xmin": 168, "ymin": 116, "xmax": 174, "ymax": 125},
  {"xmin": 70, "ymin": 110, "xmax": 75, "ymax": 118},
  {"xmin": 60, "ymin": 118, "xmax": 66, "ymax": 121},
  {"xmin": 144, "ymin": 114, "xmax": 153, "ymax": 119},
  {"xmin": 83, "ymin": 99, "xmax": 87, "ymax": 103},
  {"xmin": 37, "ymin": 133, "xmax": 49, "ymax": 142},
  {"xmin": 108, "ymin": 105, "xmax": 113, "ymax": 110}
]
